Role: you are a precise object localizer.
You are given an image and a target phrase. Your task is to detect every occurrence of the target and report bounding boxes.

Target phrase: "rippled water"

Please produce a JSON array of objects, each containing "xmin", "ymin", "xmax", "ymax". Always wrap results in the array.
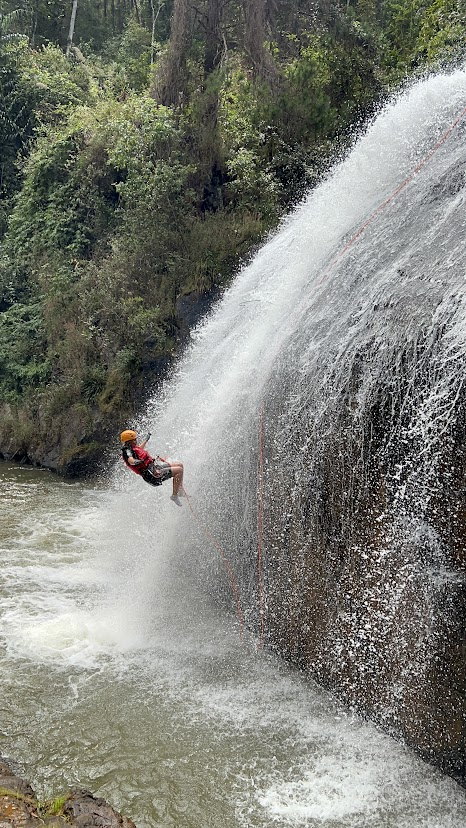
[{"xmin": 2, "ymin": 462, "xmax": 466, "ymax": 828}]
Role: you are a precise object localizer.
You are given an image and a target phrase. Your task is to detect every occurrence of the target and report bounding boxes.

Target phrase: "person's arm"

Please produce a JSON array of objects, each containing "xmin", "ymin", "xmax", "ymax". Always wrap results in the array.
[
  {"xmin": 139, "ymin": 432, "xmax": 151, "ymax": 450},
  {"xmin": 123, "ymin": 447, "xmax": 143, "ymax": 467},
  {"xmin": 126, "ymin": 455, "xmax": 141, "ymax": 466}
]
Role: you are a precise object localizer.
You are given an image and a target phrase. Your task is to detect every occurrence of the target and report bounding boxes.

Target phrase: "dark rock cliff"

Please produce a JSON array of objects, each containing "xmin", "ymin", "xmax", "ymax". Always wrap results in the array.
[
  {"xmin": 255, "ymin": 268, "xmax": 466, "ymax": 783},
  {"xmin": 260, "ymin": 389, "xmax": 466, "ymax": 785},
  {"xmin": 215, "ymin": 146, "xmax": 466, "ymax": 786}
]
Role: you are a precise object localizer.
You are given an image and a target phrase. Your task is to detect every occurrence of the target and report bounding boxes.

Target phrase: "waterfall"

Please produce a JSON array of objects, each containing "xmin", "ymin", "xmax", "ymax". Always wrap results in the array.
[{"xmin": 119, "ymin": 66, "xmax": 466, "ymax": 781}]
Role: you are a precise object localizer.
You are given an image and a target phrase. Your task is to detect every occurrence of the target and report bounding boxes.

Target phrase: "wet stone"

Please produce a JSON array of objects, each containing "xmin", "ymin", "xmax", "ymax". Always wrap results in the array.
[{"xmin": 0, "ymin": 760, "xmax": 136, "ymax": 828}]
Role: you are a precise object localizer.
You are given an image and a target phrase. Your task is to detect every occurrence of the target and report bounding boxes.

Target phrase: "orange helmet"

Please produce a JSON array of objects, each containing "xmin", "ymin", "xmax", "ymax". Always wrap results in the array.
[{"xmin": 120, "ymin": 429, "xmax": 137, "ymax": 444}]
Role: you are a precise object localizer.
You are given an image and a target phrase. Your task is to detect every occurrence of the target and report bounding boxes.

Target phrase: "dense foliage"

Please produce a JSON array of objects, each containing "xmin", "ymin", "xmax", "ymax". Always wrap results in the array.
[{"xmin": 0, "ymin": 0, "xmax": 464, "ymax": 472}]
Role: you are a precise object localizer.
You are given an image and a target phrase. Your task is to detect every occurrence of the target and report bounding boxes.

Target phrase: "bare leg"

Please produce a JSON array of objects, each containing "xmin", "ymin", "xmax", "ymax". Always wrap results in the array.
[{"xmin": 170, "ymin": 463, "xmax": 184, "ymax": 496}]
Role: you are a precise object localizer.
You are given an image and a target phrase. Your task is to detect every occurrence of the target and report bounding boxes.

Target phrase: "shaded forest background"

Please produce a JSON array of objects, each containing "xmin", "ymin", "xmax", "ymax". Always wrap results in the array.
[{"xmin": 0, "ymin": 0, "xmax": 464, "ymax": 473}]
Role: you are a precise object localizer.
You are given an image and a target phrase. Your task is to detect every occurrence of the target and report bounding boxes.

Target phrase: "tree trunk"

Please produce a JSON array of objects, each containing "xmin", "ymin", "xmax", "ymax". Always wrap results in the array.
[
  {"xmin": 149, "ymin": 0, "xmax": 164, "ymax": 66},
  {"xmin": 151, "ymin": 0, "xmax": 192, "ymax": 106},
  {"xmin": 66, "ymin": 0, "xmax": 78, "ymax": 57},
  {"xmin": 203, "ymin": 0, "xmax": 223, "ymax": 76},
  {"xmin": 243, "ymin": 0, "xmax": 277, "ymax": 85},
  {"xmin": 132, "ymin": 0, "xmax": 140, "ymax": 23}
]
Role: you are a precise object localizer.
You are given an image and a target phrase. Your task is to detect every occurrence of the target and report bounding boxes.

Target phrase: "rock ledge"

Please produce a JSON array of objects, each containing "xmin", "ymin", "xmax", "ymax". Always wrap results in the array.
[{"xmin": 0, "ymin": 758, "xmax": 136, "ymax": 827}]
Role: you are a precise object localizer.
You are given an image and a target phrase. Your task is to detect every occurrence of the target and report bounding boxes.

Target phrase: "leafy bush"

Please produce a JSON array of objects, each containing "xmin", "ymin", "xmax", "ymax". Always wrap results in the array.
[{"xmin": 0, "ymin": 301, "xmax": 50, "ymax": 399}]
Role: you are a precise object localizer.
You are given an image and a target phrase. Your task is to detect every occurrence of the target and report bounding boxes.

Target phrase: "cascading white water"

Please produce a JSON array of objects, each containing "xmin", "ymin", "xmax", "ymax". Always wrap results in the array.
[
  {"xmin": 136, "ymin": 65, "xmax": 466, "ymax": 512},
  {"xmin": 1, "ymin": 67, "xmax": 466, "ymax": 827},
  {"xmin": 133, "ymin": 64, "xmax": 466, "ymax": 650},
  {"xmin": 254, "ymin": 69, "xmax": 466, "ymax": 766}
]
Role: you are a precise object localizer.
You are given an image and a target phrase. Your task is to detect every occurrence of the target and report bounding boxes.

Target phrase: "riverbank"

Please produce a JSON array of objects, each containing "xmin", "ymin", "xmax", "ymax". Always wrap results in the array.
[{"xmin": 0, "ymin": 757, "xmax": 136, "ymax": 827}]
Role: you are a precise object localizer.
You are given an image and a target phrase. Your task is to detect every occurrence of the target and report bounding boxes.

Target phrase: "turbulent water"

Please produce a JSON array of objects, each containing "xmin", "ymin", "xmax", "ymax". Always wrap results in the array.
[
  {"xmin": 2, "ymin": 68, "xmax": 466, "ymax": 827},
  {"xmin": 2, "ymin": 464, "xmax": 466, "ymax": 828}
]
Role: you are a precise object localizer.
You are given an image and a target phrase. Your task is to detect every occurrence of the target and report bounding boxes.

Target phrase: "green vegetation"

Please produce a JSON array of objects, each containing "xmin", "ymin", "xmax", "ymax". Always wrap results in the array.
[
  {"xmin": 0, "ymin": 785, "xmax": 71, "ymax": 821},
  {"xmin": 0, "ymin": 0, "xmax": 464, "ymax": 473},
  {"xmin": 39, "ymin": 792, "xmax": 70, "ymax": 818},
  {"xmin": 0, "ymin": 786, "xmax": 34, "ymax": 802}
]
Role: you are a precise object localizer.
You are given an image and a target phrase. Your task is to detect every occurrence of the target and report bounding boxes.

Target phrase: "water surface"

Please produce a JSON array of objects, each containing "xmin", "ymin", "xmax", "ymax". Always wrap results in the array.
[{"xmin": 2, "ymin": 463, "xmax": 466, "ymax": 827}]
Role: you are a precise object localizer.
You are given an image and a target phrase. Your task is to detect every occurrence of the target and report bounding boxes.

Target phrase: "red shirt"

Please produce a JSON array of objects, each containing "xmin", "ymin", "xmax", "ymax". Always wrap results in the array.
[{"xmin": 122, "ymin": 444, "xmax": 153, "ymax": 475}]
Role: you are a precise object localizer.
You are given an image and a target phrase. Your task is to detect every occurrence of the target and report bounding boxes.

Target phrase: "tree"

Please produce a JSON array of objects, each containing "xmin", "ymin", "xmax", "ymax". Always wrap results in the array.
[
  {"xmin": 203, "ymin": 0, "xmax": 223, "ymax": 74},
  {"xmin": 0, "ymin": 28, "xmax": 36, "ymax": 236},
  {"xmin": 151, "ymin": 0, "xmax": 191, "ymax": 104},
  {"xmin": 242, "ymin": 0, "xmax": 277, "ymax": 84},
  {"xmin": 0, "ymin": 4, "xmax": 27, "ymax": 38},
  {"xmin": 65, "ymin": 0, "xmax": 78, "ymax": 56},
  {"xmin": 149, "ymin": 0, "xmax": 164, "ymax": 64},
  {"xmin": 25, "ymin": 0, "xmax": 68, "ymax": 47}
]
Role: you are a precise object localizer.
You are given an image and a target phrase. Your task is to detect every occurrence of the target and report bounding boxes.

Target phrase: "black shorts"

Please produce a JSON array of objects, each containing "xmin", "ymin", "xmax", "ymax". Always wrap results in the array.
[{"xmin": 140, "ymin": 461, "xmax": 173, "ymax": 488}]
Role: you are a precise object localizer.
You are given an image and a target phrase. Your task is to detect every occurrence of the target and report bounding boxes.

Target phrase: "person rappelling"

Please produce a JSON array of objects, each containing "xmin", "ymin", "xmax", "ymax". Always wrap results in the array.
[{"xmin": 120, "ymin": 430, "xmax": 185, "ymax": 506}]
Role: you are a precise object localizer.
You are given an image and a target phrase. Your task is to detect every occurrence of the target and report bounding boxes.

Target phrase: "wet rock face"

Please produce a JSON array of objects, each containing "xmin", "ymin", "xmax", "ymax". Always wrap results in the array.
[
  {"xmin": 258, "ymin": 326, "xmax": 466, "ymax": 786},
  {"xmin": 0, "ymin": 402, "xmax": 107, "ymax": 478},
  {"xmin": 250, "ymin": 146, "xmax": 466, "ymax": 786},
  {"xmin": 62, "ymin": 789, "xmax": 137, "ymax": 827},
  {"xmin": 175, "ymin": 288, "xmax": 221, "ymax": 343},
  {"xmin": 0, "ymin": 758, "xmax": 37, "ymax": 827},
  {"xmin": 0, "ymin": 758, "xmax": 137, "ymax": 828}
]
